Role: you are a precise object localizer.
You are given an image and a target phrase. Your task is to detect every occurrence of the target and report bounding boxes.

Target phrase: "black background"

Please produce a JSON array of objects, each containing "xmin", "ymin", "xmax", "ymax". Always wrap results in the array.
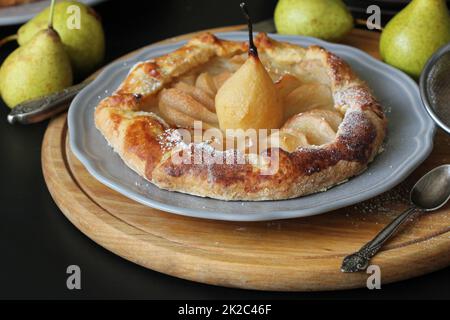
[{"xmin": 0, "ymin": 0, "xmax": 449, "ymax": 300}]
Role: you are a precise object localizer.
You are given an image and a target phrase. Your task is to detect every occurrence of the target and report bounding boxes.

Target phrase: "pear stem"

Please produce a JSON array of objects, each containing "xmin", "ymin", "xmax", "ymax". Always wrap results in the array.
[
  {"xmin": 0, "ymin": 34, "xmax": 18, "ymax": 47},
  {"xmin": 240, "ymin": 2, "xmax": 258, "ymax": 57},
  {"xmin": 48, "ymin": 0, "xmax": 56, "ymax": 29}
]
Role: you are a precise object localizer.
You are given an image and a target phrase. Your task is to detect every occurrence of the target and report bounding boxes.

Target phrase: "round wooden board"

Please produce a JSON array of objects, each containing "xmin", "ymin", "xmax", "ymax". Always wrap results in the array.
[{"xmin": 42, "ymin": 28, "xmax": 450, "ymax": 291}]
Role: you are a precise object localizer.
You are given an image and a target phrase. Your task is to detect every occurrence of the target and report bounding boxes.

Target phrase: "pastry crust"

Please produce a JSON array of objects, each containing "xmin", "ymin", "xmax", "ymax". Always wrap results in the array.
[{"xmin": 95, "ymin": 33, "xmax": 386, "ymax": 201}]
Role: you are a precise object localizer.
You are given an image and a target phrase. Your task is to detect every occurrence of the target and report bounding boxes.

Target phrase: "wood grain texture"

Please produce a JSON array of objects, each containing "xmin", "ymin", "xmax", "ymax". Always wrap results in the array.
[{"xmin": 42, "ymin": 28, "xmax": 450, "ymax": 291}]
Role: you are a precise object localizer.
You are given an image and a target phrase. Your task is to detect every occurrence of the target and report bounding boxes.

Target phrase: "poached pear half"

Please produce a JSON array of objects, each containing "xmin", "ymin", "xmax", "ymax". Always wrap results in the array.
[
  {"xmin": 215, "ymin": 55, "xmax": 283, "ymax": 131},
  {"xmin": 215, "ymin": 3, "xmax": 283, "ymax": 131}
]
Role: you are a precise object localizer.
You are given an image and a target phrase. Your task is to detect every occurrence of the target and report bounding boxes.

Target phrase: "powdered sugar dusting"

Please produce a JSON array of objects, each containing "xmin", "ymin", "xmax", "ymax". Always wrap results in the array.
[
  {"xmin": 157, "ymin": 128, "xmax": 252, "ymax": 166},
  {"xmin": 337, "ymin": 110, "xmax": 366, "ymax": 137},
  {"xmin": 158, "ymin": 129, "xmax": 184, "ymax": 152},
  {"xmin": 334, "ymin": 85, "xmax": 374, "ymax": 111},
  {"xmin": 349, "ymin": 182, "xmax": 410, "ymax": 215}
]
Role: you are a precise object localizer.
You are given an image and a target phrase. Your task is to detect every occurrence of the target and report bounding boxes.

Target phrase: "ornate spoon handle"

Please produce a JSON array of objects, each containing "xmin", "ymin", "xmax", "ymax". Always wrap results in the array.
[
  {"xmin": 341, "ymin": 207, "xmax": 419, "ymax": 273},
  {"xmin": 7, "ymin": 81, "xmax": 91, "ymax": 125}
]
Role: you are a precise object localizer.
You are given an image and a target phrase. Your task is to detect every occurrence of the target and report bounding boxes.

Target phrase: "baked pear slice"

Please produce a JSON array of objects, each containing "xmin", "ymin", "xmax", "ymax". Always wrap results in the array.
[
  {"xmin": 284, "ymin": 83, "xmax": 334, "ymax": 120},
  {"xmin": 283, "ymin": 112, "xmax": 336, "ymax": 146}
]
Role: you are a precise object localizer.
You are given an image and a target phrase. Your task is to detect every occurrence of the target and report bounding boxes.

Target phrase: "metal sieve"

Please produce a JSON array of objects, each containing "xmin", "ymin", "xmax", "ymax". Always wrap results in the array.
[{"xmin": 420, "ymin": 42, "xmax": 450, "ymax": 135}]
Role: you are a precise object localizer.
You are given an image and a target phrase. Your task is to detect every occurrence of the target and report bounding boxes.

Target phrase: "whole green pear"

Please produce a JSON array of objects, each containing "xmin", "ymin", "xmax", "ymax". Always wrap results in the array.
[
  {"xmin": 380, "ymin": 0, "xmax": 450, "ymax": 78},
  {"xmin": 274, "ymin": 0, "xmax": 354, "ymax": 41},
  {"xmin": 18, "ymin": 0, "xmax": 105, "ymax": 79},
  {"xmin": 0, "ymin": 28, "xmax": 73, "ymax": 108}
]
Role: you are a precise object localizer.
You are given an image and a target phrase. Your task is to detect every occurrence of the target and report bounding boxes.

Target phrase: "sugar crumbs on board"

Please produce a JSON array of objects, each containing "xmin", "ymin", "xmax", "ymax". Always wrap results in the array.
[{"xmin": 349, "ymin": 181, "xmax": 411, "ymax": 216}]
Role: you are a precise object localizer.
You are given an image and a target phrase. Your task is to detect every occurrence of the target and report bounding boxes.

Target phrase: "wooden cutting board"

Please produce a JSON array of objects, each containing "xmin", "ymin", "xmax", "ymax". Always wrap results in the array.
[{"xmin": 42, "ymin": 27, "xmax": 450, "ymax": 291}]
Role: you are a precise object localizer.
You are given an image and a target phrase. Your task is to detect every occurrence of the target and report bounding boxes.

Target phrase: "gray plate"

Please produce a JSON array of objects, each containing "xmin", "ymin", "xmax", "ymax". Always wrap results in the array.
[
  {"xmin": 68, "ymin": 32, "xmax": 435, "ymax": 222},
  {"xmin": 0, "ymin": 0, "xmax": 106, "ymax": 26}
]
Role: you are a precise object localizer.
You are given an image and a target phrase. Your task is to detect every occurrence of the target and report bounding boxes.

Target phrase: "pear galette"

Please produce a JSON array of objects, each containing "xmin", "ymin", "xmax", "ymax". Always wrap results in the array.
[{"xmin": 95, "ymin": 33, "xmax": 386, "ymax": 201}]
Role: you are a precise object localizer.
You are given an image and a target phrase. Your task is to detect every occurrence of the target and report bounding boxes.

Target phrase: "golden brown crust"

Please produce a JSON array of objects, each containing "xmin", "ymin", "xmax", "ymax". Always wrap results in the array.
[{"xmin": 94, "ymin": 33, "xmax": 387, "ymax": 201}]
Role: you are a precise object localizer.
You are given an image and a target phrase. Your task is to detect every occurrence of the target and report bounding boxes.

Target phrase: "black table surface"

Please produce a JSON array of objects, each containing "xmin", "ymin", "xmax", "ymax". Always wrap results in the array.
[{"xmin": 0, "ymin": 0, "xmax": 449, "ymax": 300}]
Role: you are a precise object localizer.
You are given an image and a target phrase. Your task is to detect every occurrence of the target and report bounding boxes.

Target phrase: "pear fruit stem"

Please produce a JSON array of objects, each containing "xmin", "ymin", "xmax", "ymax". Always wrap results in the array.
[
  {"xmin": 48, "ymin": 0, "xmax": 56, "ymax": 29},
  {"xmin": 1, "ymin": 0, "xmax": 58, "ymax": 49},
  {"xmin": 240, "ymin": 2, "xmax": 258, "ymax": 57},
  {"xmin": 0, "ymin": 34, "xmax": 18, "ymax": 47}
]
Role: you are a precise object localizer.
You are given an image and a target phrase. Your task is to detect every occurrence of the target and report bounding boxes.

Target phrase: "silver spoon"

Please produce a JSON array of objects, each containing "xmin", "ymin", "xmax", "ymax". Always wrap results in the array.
[
  {"xmin": 341, "ymin": 164, "xmax": 450, "ymax": 273},
  {"xmin": 7, "ymin": 81, "xmax": 91, "ymax": 125}
]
